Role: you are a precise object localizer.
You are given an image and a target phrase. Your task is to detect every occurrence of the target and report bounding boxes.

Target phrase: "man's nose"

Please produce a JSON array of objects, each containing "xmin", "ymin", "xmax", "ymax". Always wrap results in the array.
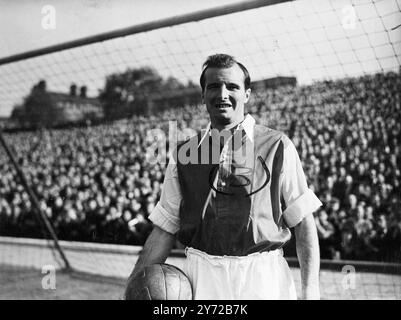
[{"xmin": 217, "ymin": 85, "xmax": 229, "ymax": 100}]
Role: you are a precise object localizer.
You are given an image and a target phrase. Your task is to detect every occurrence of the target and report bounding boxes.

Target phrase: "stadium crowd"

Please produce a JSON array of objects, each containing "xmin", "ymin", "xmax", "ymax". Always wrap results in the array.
[{"xmin": 0, "ymin": 71, "xmax": 400, "ymax": 262}]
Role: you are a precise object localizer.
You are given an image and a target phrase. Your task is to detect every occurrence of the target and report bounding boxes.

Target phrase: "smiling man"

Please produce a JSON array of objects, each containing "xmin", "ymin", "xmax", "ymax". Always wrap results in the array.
[
  {"xmin": 126, "ymin": 54, "xmax": 322, "ymax": 300},
  {"xmin": 200, "ymin": 56, "xmax": 251, "ymax": 131}
]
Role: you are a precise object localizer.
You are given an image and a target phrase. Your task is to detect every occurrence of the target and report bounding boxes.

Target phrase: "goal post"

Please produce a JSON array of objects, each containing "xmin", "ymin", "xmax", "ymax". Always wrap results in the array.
[{"xmin": 0, "ymin": 0, "xmax": 400, "ymax": 299}]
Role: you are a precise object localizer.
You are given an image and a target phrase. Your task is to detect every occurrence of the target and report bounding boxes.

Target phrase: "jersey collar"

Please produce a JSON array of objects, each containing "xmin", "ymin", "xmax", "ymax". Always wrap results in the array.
[{"xmin": 198, "ymin": 114, "xmax": 256, "ymax": 148}]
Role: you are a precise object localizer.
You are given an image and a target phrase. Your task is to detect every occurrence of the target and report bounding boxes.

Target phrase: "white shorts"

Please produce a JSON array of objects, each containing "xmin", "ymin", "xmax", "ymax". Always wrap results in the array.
[{"xmin": 183, "ymin": 247, "xmax": 297, "ymax": 300}]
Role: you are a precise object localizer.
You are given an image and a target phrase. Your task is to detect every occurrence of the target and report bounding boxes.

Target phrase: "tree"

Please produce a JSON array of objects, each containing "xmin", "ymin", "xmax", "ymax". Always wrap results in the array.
[
  {"xmin": 11, "ymin": 80, "xmax": 59, "ymax": 128},
  {"xmin": 23, "ymin": 80, "xmax": 58, "ymax": 128},
  {"xmin": 10, "ymin": 105, "xmax": 27, "ymax": 127},
  {"xmin": 99, "ymin": 67, "xmax": 201, "ymax": 119},
  {"xmin": 99, "ymin": 67, "xmax": 164, "ymax": 120}
]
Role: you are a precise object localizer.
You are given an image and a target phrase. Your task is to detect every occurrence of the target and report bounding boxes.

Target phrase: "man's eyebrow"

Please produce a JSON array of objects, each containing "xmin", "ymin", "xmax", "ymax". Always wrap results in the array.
[{"xmin": 206, "ymin": 81, "xmax": 241, "ymax": 87}]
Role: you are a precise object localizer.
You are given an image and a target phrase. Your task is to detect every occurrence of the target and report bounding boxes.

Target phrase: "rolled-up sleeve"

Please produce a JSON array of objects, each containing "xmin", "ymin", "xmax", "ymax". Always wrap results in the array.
[
  {"xmin": 281, "ymin": 137, "xmax": 322, "ymax": 228},
  {"xmin": 148, "ymin": 158, "xmax": 182, "ymax": 234}
]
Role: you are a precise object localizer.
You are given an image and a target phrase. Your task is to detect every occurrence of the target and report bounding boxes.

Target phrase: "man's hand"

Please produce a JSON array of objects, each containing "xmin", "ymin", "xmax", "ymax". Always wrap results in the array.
[
  {"xmin": 294, "ymin": 214, "xmax": 320, "ymax": 300},
  {"xmin": 125, "ymin": 225, "xmax": 176, "ymax": 298}
]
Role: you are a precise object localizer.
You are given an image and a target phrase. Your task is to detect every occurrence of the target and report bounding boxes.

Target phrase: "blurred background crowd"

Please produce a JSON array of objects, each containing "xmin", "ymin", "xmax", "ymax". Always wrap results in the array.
[{"xmin": 0, "ymin": 70, "xmax": 400, "ymax": 262}]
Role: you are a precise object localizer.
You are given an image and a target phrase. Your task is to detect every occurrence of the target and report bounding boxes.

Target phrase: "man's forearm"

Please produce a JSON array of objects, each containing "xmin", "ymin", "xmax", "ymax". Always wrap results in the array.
[
  {"xmin": 126, "ymin": 225, "xmax": 176, "ymax": 282},
  {"xmin": 294, "ymin": 214, "xmax": 320, "ymax": 300}
]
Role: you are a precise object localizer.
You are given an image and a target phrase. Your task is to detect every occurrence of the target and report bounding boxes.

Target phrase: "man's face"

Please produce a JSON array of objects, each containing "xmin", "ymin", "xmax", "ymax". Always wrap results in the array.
[{"xmin": 202, "ymin": 65, "xmax": 251, "ymax": 130}]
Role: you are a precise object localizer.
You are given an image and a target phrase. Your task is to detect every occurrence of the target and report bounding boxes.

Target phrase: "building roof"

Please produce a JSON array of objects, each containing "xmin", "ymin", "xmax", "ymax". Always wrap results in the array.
[{"xmin": 48, "ymin": 92, "xmax": 101, "ymax": 105}]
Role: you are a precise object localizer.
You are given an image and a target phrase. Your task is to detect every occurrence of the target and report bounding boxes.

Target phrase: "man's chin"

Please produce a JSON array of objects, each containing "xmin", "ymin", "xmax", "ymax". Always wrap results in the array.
[
  {"xmin": 212, "ymin": 113, "xmax": 232, "ymax": 123},
  {"xmin": 211, "ymin": 115, "xmax": 239, "ymax": 129}
]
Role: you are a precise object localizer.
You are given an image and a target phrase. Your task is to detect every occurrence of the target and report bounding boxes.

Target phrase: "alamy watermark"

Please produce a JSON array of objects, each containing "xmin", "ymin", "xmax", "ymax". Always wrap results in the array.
[
  {"xmin": 342, "ymin": 5, "xmax": 357, "ymax": 30},
  {"xmin": 341, "ymin": 265, "xmax": 356, "ymax": 290},
  {"xmin": 146, "ymin": 120, "xmax": 254, "ymax": 166},
  {"xmin": 41, "ymin": 5, "xmax": 56, "ymax": 30},
  {"xmin": 41, "ymin": 264, "xmax": 56, "ymax": 290}
]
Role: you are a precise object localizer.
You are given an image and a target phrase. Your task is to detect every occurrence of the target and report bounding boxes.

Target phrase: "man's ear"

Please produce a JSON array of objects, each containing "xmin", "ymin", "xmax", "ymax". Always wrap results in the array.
[
  {"xmin": 201, "ymin": 91, "xmax": 205, "ymax": 104},
  {"xmin": 244, "ymin": 88, "xmax": 251, "ymax": 103}
]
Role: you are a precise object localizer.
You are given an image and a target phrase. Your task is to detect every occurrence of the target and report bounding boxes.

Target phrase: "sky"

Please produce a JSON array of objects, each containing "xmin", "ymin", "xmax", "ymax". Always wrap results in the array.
[
  {"xmin": 0, "ymin": 0, "xmax": 400, "ymax": 117},
  {"xmin": 0, "ymin": 0, "xmax": 250, "ymax": 58}
]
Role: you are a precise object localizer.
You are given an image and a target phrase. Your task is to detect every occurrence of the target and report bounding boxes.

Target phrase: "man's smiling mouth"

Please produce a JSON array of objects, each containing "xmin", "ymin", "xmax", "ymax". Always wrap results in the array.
[{"xmin": 215, "ymin": 103, "xmax": 231, "ymax": 109}]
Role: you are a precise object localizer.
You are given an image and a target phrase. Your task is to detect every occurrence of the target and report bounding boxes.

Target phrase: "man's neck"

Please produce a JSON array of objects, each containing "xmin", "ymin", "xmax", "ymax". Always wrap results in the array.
[{"xmin": 211, "ymin": 116, "xmax": 245, "ymax": 132}]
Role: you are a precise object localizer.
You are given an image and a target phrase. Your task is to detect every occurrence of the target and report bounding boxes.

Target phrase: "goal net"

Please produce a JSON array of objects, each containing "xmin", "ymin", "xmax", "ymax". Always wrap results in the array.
[{"xmin": 0, "ymin": 0, "xmax": 400, "ymax": 299}]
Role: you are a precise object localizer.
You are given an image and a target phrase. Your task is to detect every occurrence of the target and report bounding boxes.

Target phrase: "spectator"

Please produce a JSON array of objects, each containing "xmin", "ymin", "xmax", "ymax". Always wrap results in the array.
[
  {"xmin": 315, "ymin": 209, "xmax": 336, "ymax": 259},
  {"xmin": 0, "ymin": 70, "xmax": 400, "ymax": 262}
]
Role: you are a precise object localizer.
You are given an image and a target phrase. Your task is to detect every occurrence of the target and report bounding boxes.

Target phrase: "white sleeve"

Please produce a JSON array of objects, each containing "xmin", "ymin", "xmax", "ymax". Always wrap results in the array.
[
  {"xmin": 148, "ymin": 155, "xmax": 182, "ymax": 234},
  {"xmin": 281, "ymin": 136, "xmax": 322, "ymax": 228}
]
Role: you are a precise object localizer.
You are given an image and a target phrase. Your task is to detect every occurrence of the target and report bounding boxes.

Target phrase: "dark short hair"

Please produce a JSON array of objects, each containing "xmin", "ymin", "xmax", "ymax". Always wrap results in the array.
[{"xmin": 199, "ymin": 54, "xmax": 251, "ymax": 92}]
